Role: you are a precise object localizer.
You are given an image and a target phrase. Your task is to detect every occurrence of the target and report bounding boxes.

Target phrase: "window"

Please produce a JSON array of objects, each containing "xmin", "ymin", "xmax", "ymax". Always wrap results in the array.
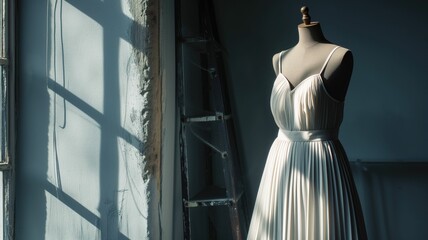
[{"xmin": 0, "ymin": 0, "xmax": 14, "ymax": 239}]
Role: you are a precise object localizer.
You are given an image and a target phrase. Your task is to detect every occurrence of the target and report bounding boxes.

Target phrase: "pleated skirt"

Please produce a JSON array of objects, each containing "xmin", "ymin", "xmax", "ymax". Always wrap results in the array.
[{"xmin": 247, "ymin": 138, "xmax": 367, "ymax": 240}]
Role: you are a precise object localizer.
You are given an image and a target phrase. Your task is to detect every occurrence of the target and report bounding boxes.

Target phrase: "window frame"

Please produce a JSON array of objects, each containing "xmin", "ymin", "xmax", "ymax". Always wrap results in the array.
[{"xmin": 0, "ymin": 0, "xmax": 15, "ymax": 239}]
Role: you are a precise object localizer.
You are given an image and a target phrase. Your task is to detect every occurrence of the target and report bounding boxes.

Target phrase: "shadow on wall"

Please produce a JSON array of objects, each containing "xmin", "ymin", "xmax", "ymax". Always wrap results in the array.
[
  {"xmin": 16, "ymin": 0, "xmax": 147, "ymax": 239},
  {"xmin": 15, "ymin": 0, "xmax": 50, "ymax": 238},
  {"xmin": 351, "ymin": 162, "xmax": 428, "ymax": 240}
]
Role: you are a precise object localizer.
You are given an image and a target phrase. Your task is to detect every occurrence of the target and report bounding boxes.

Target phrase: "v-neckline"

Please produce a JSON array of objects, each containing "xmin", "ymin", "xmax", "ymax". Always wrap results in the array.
[
  {"xmin": 275, "ymin": 73, "xmax": 344, "ymax": 103},
  {"xmin": 276, "ymin": 46, "xmax": 341, "ymax": 91},
  {"xmin": 277, "ymin": 73, "xmax": 320, "ymax": 92}
]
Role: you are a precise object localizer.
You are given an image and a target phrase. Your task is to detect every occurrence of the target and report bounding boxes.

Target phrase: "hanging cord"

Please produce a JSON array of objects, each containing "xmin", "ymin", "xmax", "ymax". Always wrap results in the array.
[
  {"xmin": 52, "ymin": 0, "xmax": 67, "ymax": 129},
  {"xmin": 116, "ymin": 57, "xmax": 147, "ymax": 219},
  {"xmin": 49, "ymin": 0, "xmax": 67, "ymax": 197},
  {"xmin": 58, "ymin": 0, "xmax": 67, "ymax": 129},
  {"xmin": 188, "ymin": 125, "xmax": 228, "ymax": 159}
]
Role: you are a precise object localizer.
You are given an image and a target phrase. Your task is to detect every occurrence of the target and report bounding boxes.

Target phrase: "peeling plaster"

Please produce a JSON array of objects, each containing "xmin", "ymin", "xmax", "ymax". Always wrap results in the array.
[
  {"xmin": 128, "ymin": 0, "xmax": 161, "ymax": 187},
  {"xmin": 128, "ymin": 0, "xmax": 162, "ymax": 238}
]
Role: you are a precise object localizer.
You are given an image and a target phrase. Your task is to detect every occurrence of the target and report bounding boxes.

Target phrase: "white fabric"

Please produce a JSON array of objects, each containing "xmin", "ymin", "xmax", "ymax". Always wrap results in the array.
[
  {"xmin": 277, "ymin": 129, "xmax": 338, "ymax": 142},
  {"xmin": 247, "ymin": 47, "xmax": 367, "ymax": 239}
]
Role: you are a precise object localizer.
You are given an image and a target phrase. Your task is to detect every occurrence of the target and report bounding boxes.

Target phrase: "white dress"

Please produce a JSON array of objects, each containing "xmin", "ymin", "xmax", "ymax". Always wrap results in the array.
[{"xmin": 247, "ymin": 46, "xmax": 367, "ymax": 240}]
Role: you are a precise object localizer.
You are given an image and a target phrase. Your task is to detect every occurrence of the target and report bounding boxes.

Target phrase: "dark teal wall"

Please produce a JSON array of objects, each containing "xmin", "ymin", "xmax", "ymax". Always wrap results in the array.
[{"xmin": 213, "ymin": 0, "xmax": 428, "ymax": 239}]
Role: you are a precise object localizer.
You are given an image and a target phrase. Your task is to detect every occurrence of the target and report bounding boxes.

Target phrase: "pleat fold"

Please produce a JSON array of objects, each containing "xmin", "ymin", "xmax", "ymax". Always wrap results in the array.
[
  {"xmin": 247, "ymin": 140, "xmax": 367, "ymax": 240},
  {"xmin": 250, "ymin": 72, "xmax": 366, "ymax": 239}
]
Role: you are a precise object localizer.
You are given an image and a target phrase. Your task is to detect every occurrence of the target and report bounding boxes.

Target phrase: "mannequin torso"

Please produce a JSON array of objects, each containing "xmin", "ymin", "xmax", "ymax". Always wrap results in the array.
[
  {"xmin": 247, "ymin": 9, "xmax": 368, "ymax": 239},
  {"xmin": 272, "ymin": 23, "xmax": 353, "ymax": 101}
]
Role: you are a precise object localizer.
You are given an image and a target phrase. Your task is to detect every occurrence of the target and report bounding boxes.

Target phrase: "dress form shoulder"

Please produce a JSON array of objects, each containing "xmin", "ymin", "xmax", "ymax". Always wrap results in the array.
[
  {"xmin": 272, "ymin": 45, "xmax": 353, "ymax": 101},
  {"xmin": 271, "ymin": 6, "xmax": 353, "ymax": 101},
  {"xmin": 322, "ymin": 48, "xmax": 353, "ymax": 101}
]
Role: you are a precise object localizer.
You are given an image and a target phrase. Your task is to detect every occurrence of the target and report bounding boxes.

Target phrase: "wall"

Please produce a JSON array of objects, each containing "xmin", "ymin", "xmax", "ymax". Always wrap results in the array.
[
  {"xmin": 213, "ymin": 0, "xmax": 428, "ymax": 239},
  {"xmin": 14, "ymin": 0, "xmax": 174, "ymax": 239}
]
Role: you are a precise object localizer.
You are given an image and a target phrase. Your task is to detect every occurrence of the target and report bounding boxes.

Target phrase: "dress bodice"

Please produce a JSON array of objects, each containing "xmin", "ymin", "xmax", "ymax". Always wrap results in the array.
[
  {"xmin": 249, "ymin": 46, "xmax": 367, "ymax": 240},
  {"xmin": 270, "ymin": 46, "xmax": 344, "ymax": 132}
]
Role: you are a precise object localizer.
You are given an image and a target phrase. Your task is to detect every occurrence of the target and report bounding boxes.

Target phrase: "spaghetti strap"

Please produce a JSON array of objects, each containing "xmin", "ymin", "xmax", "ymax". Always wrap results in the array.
[
  {"xmin": 278, "ymin": 51, "xmax": 284, "ymax": 73},
  {"xmin": 278, "ymin": 50, "xmax": 291, "ymax": 74},
  {"xmin": 319, "ymin": 46, "xmax": 340, "ymax": 75}
]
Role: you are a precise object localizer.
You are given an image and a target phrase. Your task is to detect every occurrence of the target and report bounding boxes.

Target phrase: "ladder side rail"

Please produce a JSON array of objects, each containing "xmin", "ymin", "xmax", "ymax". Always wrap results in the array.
[
  {"xmin": 175, "ymin": 0, "xmax": 192, "ymax": 238},
  {"xmin": 200, "ymin": 0, "xmax": 247, "ymax": 238}
]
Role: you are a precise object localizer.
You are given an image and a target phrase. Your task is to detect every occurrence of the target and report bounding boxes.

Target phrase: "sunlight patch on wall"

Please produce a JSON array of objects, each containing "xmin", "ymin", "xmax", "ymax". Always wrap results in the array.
[{"xmin": 48, "ymin": 1, "xmax": 105, "ymax": 114}]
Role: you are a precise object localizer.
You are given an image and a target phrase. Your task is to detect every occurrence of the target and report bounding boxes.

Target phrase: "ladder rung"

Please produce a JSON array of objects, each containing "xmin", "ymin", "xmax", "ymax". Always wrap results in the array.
[
  {"xmin": 0, "ymin": 162, "xmax": 11, "ymax": 171},
  {"xmin": 0, "ymin": 57, "xmax": 8, "ymax": 65},
  {"xmin": 180, "ymin": 36, "xmax": 223, "ymax": 53},
  {"xmin": 177, "ymin": 1, "xmax": 247, "ymax": 237},
  {"xmin": 185, "ymin": 186, "xmax": 232, "ymax": 208},
  {"xmin": 180, "ymin": 36, "xmax": 210, "ymax": 44},
  {"xmin": 183, "ymin": 113, "xmax": 231, "ymax": 123}
]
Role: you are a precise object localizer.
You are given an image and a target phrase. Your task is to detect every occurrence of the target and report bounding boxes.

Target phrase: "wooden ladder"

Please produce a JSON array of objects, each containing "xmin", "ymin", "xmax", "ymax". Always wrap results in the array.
[{"xmin": 175, "ymin": 0, "xmax": 248, "ymax": 239}]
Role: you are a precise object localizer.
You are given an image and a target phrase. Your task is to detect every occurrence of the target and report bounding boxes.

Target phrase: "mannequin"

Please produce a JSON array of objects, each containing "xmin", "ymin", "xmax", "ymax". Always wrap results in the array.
[
  {"xmin": 247, "ymin": 6, "xmax": 367, "ymax": 239},
  {"xmin": 272, "ymin": 6, "xmax": 353, "ymax": 101}
]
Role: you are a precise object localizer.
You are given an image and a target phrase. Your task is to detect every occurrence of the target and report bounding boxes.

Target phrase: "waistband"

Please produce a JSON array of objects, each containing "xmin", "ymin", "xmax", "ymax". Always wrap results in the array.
[{"xmin": 277, "ymin": 129, "xmax": 338, "ymax": 142}]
